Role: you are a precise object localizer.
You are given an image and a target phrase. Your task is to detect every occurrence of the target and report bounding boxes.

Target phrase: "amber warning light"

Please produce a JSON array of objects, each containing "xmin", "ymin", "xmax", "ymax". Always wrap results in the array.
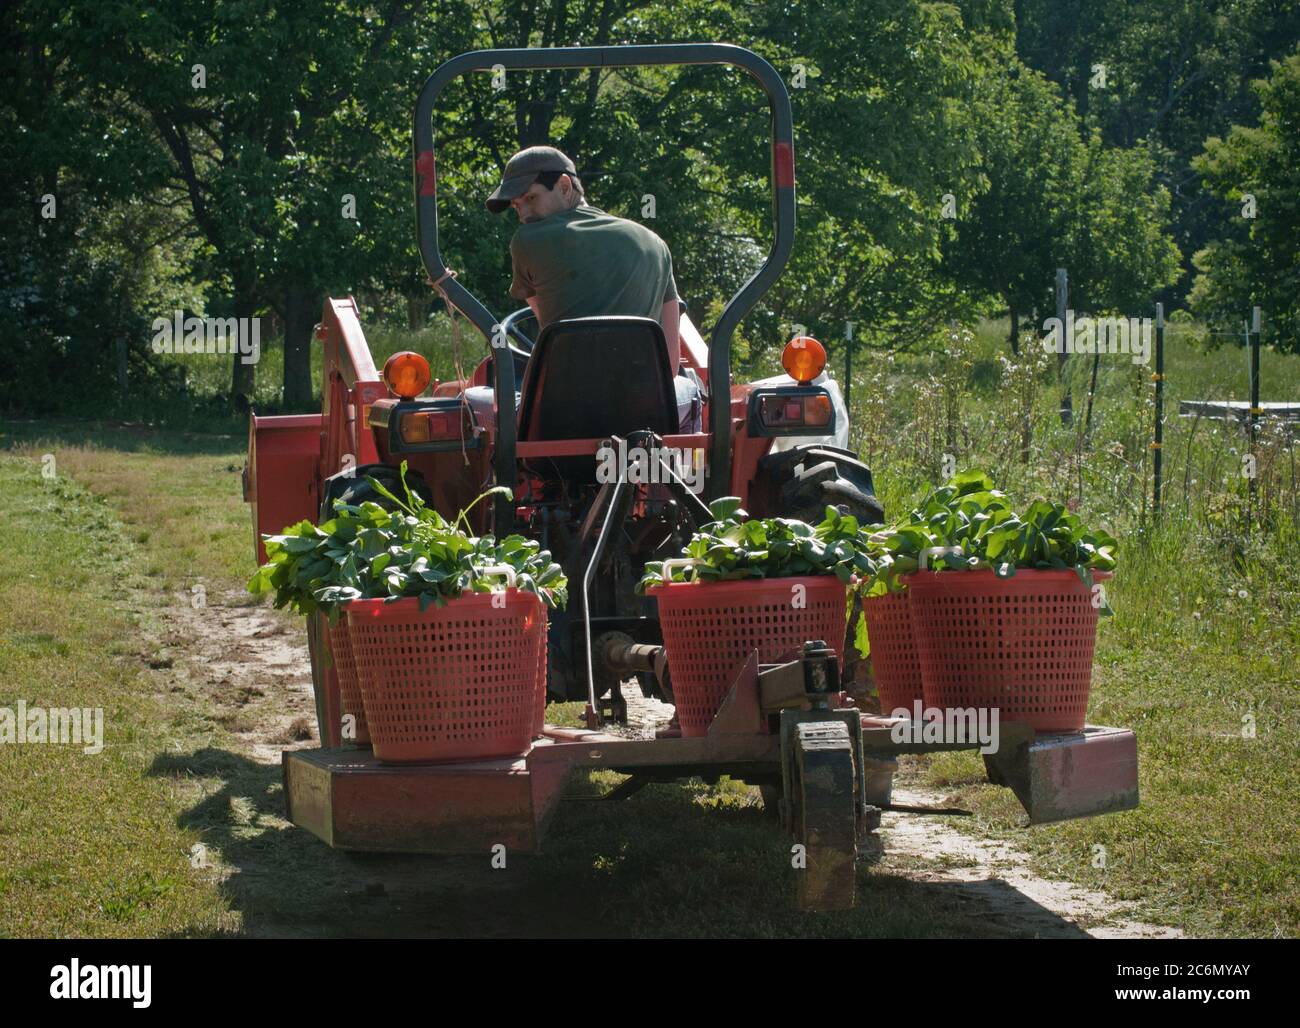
[
  {"xmin": 782, "ymin": 336, "xmax": 826, "ymax": 384},
  {"xmin": 383, "ymin": 351, "xmax": 431, "ymax": 399}
]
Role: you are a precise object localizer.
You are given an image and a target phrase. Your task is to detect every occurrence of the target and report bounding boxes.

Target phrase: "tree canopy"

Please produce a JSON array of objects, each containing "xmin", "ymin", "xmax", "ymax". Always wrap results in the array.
[
  {"xmin": 1190, "ymin": 50, "xmax": 1300, "ymax": 351},
  {"xmin": 3, "ymin": 0, "xmax": 1296, "ymax": 414}
]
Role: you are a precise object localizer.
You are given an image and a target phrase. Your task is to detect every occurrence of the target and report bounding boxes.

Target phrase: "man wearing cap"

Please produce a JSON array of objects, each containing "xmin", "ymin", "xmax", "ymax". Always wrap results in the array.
[
  {"xmin": 489, "ymin": 146, "xmax": 694, "ymax": 739},
  {"xmin": 487, "ymin": 145, "xmax": 682, "ymax": 373}
]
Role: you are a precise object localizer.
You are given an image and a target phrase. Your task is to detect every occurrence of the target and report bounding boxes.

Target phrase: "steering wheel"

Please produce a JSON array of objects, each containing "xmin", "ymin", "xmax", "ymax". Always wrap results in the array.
[{"xmin": 500, "ymin": 306, "xmax": 538, "ymax": 355}]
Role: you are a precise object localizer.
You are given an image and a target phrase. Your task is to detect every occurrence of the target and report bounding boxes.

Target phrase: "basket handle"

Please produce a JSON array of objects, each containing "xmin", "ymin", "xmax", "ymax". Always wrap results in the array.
[
  {"xmin": 478, "ymin": 564, "xmax": 518, "ymax": 590},
  {"xmin": 658, "ymin": 558, "xmax": 699, "ymax": 585},
  {"xmin": 918, "ymin": 546, "xmax": 965, "ymax": 571}
]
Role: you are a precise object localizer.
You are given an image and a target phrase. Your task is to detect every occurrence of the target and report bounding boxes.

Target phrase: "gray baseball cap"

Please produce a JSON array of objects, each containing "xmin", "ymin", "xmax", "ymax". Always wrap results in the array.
[{"xmin": 486, "ymin": 146, "xmax": 577, "ymax": 213}]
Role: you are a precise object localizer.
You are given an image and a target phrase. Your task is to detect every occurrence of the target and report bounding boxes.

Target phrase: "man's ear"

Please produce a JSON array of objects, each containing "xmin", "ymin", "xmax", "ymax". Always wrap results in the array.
[{"xmin": 558, "ymin": 174, "xmax": 573, "ymax": 199}]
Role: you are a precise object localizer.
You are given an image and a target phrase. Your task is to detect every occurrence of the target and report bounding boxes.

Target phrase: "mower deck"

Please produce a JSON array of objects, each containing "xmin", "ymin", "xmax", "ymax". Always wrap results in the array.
[{"xmin": 282, "ymin": 717, "xmax": 1139, "ymax": 855}]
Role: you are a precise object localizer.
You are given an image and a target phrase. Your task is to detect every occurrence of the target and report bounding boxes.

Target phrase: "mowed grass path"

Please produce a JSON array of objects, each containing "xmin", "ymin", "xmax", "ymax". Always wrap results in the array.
[{"xmin": 0, "ymin": 454, "xmax": 235, "ymax": 935}]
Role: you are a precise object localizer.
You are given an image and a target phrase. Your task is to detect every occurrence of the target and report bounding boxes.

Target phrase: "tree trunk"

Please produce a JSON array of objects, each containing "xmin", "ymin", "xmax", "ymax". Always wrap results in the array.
[
  {"xmin": 282, "ymin": 282, "xmax": 319, "ymax": 410},
  {"xmin": 407, "ymin": 293, "xmax": 430, "ymax": 330},
  {"xmin": 1009, "ymin": 307, "xmax": 1020, "ymax": 355},
  {"xmin": 230, "ymin": 272, "xmax": 257, "ymax": 410}
]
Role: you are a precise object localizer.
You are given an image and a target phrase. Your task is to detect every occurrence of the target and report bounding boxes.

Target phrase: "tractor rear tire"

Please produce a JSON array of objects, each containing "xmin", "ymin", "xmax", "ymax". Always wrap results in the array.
[
  {"xmin": 761, "ymin": 445, "xmax": 884, "ymax": 527},
  {"xmin": 321, "ymin": 463, "xmax": 433, "ymax": 515}
]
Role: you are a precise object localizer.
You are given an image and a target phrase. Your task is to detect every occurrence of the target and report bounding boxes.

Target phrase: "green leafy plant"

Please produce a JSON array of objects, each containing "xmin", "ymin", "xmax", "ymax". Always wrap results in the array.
[
  {"xmin": 636, "ymin": 496, "xmax": 880, "ymax": 592},
  {"xmin": 864, "ymin": 470, "xmax": 1118, "ymax": 608},
  {"xmin": 249, "ymin": 462, "xmax": 567, "ymax": 616}
]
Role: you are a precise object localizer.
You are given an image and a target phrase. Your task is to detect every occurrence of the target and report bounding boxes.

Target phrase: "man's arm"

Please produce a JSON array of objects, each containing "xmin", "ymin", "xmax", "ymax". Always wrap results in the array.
[
  {"xmin": 661, "ymin": 246, "xmax": 681, "ymax": 373},
  {"xmin": 661, "ymin": 299, "xmax": 680, "ymax": 375},
  {"xmin": 509, "ymin": 234, "xmax": 535, "ymax": 305}
]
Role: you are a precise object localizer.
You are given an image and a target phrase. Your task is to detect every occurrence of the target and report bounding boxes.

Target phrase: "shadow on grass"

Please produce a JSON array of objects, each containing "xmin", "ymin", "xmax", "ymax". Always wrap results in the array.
[{"xmin": 147, "ymin": 746, "xmax": 1090, "ymax": 938}]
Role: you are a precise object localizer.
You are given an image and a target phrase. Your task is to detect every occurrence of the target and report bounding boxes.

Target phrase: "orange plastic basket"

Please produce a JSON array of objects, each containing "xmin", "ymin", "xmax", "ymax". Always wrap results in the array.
[
  {"xmin": 347, "ymin": 592, "xmax": 547, "ymax": 763},
  {"xmin": 905, "ymin": 569, "xmax": 1110, "ymax": 732},
  {"xmin": 861, "ymin": 592, "xmax": 923, "ymax": 715},
  {"xmin": 533, "ymin": 630, "xmax": 547, "ymax": 737},
  {"xmin": 327, "ymin": 611, "xmax": 369, "ymax": 745},
  {"xmin": 648, "ymin": 576, "xmax": 848, "ymax": 737}
]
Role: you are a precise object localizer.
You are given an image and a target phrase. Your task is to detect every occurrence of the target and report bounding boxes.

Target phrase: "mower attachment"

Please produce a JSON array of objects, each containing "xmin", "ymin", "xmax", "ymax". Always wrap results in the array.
[
  {"xmin": 281, "ymin": 633, "xmax": 1139, "ymax": 911},
  {"xmin": 983, "ymin": 725, "xmax": 1139, "ymax": 824}
]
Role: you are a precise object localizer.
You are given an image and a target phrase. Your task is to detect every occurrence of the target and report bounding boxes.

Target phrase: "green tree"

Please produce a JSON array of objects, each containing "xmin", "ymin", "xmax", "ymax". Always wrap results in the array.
[
  {"xmin": 0, "ymin": 6, "xmax": 199, "ymax": 413},
  {"xmin": 944, "ymin": 62, "xmax": 1082, "ymax": 352},
  {"xmin": 1063, "ymin": 130, "xmax": 1182, "ymax": 314},
  {"xmin": 1190, "ymin": 51, "xmax": 1300, "ymax": 351},
  {"xmin": 748, "ymin": 0, "xmax": 993, "ymax": 352},
  {"xmin": 1015, "ymin": 0, "xmax": 1300, "ymax": 294},
  {"xmin": 45, "ymin": 1, "xmax": 454, "ymax": 408},
  {"xmin": 945, "ymin": 60, "xmax": 1180, "ymax": 352}
]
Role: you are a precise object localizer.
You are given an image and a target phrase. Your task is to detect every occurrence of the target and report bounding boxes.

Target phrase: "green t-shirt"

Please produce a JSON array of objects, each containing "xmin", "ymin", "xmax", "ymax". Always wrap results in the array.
[{"xmin": 508, "ymin": 203, "xmax": 678, "ymax": 329}]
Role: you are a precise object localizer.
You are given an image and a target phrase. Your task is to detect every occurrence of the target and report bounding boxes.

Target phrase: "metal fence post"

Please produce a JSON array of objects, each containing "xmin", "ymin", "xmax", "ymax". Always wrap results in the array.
[
  {"xmin": 1056, "ymin": 268, "xmax": 1072, "ymax": 426},
  {"xmin": 1248, "ymin": 306, "xmax": 1261, "ymax": 512},
  {"xmin": 1153, "ymin": 303, "xmax": 1164, "ymax": 515}
]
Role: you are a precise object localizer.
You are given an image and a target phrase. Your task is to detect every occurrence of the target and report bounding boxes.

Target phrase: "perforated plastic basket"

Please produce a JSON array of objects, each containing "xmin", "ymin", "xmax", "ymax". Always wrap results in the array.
[
  {"xmin": 905, "ymin": 569, "xmax": 1110, "ymax": 732},
  {"xmin": 534, "ymin": 627, "xmax": 547, "ymax": 737},
  {"xmin": 648, "ymin": 576, "xmax": 848, "ymax": 737},
  {"xmin": 861, "ymin": 592, "xmax": 923, "ymax": 715},
  {"xmin": 347, "ymin": 592, "xmax": 547, "ymax": 763},
  {"xmin": 327, "ymin": 611, "xmax": 369, "ymax": 745}
]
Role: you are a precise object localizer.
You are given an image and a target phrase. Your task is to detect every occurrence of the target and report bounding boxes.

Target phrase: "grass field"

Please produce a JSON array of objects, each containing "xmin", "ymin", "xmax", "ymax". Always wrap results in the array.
[
  {"xmin": 860, "ymin": 318, "xmax": 1300, "ymax": 937},
  {"xmin": 2, "ymin": 313, "xmax": 1297, "ymax": 937},
  {"xmin": 0, "ymin": 456, "xmax": 234, "ymax": 936}
]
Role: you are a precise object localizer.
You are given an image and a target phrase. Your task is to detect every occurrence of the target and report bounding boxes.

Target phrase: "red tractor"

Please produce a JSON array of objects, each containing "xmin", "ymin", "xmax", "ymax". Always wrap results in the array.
[
  {"xmin": 244, "ymin": 44, "xmax": 1138, "ymax": 911},
  {"xmin": 248, "ymin": 42, "xmax": 882, "ymax": 726}
]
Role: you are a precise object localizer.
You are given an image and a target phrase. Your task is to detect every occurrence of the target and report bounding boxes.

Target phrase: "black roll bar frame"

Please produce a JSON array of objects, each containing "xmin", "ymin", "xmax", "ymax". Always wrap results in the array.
[{"xmin": 413, "ymin": 43, "xmax": 796, "ymax": 527}]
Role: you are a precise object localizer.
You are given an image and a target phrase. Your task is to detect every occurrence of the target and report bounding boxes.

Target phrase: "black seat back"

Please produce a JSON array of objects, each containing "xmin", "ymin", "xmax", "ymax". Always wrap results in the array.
[{"xmin": 517, "ymin": 316, "xmax": 677, "ymax": 479}]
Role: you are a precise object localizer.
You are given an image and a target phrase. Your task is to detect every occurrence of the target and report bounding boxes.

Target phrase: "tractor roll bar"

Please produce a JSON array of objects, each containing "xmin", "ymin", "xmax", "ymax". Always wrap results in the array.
[{"xmin": 414, "ymin": 43, "xmax": 796, "ymax": 520}]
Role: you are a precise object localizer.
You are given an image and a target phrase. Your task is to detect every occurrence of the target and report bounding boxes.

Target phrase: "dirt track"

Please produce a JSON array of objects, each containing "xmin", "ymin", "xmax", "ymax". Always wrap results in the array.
[{"xmin": 161, "ymin": 588, "xmax": 1180, "ymax": 938}]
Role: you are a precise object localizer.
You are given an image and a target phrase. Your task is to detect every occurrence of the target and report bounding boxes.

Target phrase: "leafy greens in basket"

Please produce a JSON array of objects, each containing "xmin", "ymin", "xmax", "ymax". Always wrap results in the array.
[
  {"xmin": 249, "ymin": 462, "xmax": 567, "ymax": 617},
  {"xmin": 636, "ymin": 496, "xmax": 879, "ymax": 592},
  {"xmin": 863, "ymin": 470, "xmax": 1117, "ymax": 600}
]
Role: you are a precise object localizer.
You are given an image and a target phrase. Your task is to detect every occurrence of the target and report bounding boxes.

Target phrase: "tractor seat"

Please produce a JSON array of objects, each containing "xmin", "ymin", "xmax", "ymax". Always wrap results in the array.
[{"xmin": 517, "ymin": 316, "xmax": 679, "ymax": 481}]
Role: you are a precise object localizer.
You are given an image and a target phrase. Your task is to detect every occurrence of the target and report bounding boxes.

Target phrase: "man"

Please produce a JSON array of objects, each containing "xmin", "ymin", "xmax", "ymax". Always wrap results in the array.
[
  {"xmin": 486, "ymin": 145, "xmax": 682, "ymax": 373},
  {"xmin": 488, "ymin": 147, "xmax": 693, "ymax": 738}
]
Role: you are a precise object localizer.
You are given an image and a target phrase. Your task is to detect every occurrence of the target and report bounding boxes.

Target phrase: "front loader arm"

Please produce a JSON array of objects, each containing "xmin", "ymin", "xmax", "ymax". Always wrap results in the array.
[{"xmin": 245, "ymin": 296, "xmax": 387, "ymax": 566}]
